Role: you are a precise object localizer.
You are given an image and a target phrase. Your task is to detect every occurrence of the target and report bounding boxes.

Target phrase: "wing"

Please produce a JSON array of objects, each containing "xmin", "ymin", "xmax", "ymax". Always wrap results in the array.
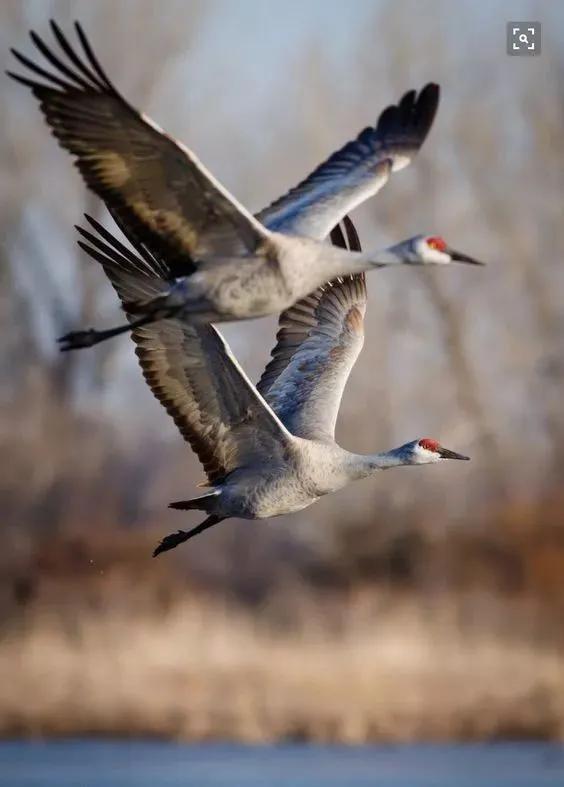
[
  {"xmin": 257, "ymin": 216, "xmax": 366, "ymax": 441},
  {"xmin": 8, "ymin": 22, "xmax": 269, "ymax": 277},
  {"xmin": 75, "ymin": 216, "xmax": 292, "ymax": 485},
  {"xmin": 257, "ymin": 84, "xmax": 439, "ymax": 240}
]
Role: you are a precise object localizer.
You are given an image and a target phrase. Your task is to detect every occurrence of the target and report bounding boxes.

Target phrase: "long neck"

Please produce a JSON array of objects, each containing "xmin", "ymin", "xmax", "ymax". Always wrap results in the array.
[
  {"xmin": 346, "ymin": 446, "xmax": 411, "ymax": 480},
  {"xmin": 320, "ymin": 241, "xmax": 410, "ymax": 278}
]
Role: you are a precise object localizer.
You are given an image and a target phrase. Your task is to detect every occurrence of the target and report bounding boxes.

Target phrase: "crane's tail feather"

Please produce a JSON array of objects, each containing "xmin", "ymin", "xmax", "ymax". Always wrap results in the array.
[
  {"xmin": 168, "ymin": 489, "xmax": 219, "ymax": 512},
  {"xmin": 153, "ymin": 515, "xmax": 225, "ymax": 557},
  {"xmin": 168, "ymin": 500, "xmax": 200, "ymax": 511}
]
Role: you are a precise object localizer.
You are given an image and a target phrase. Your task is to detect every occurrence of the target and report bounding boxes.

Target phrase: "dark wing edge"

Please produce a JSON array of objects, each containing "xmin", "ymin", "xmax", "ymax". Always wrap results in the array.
[{"xmin": 257, "ymin": 83, "xmax": 439, "ymax": 238}]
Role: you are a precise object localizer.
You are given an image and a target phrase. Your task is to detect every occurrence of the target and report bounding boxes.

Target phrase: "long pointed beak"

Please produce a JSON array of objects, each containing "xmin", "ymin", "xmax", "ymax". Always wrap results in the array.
[
  {"xmin": 449, "ymin": 249, "xmax": 485, "ymax": 266},
  {"xmin": 438, "ymin": 447, "xmax": 470, "ymax": 460}
]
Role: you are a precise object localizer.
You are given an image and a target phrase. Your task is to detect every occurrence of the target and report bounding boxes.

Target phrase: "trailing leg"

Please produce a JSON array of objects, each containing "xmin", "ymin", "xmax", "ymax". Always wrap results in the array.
[
  {"xmin": 58, "ymin": 313, "xmax": 157, "ymax": 351},
  {"xmin": 153, "ymin": 515, "xmax": 225, "ymax": 557}
]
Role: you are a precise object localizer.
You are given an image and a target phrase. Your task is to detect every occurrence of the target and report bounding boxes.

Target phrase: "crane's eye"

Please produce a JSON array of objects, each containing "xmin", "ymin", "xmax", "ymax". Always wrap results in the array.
[{"xmin": 427, "ymin": 236, "xmax": 447, "ymax": 251}]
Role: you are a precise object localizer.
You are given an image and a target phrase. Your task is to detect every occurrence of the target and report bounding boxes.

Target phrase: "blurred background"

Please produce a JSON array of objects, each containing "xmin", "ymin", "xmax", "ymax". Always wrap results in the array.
[{"xmin": 1, "ymin": 0, "xmax": 564, "ymax": 746}]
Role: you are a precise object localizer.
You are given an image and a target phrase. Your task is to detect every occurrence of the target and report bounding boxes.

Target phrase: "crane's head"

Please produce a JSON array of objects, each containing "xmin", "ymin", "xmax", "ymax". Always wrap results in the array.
[
  {"xmin": 403, "ymin": 438, "xmax": 470, "ymax": 464},
  {"xmin": 411, "ymin": 235, "xmax": 484, "ymax": 266}
]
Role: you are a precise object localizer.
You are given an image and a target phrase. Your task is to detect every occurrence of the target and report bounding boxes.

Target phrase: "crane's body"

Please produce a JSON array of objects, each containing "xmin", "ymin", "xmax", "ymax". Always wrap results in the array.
[
  {"xmin": 207, "ymin": 440, "xmax": 364, "ymax": 521},
  {"xmin": 187, "ymin": 438, "xmax": 449, "ymax": 521},
  {"xmin": 130, "ymin": 234, "xmax": 439, "ymax": 324}
]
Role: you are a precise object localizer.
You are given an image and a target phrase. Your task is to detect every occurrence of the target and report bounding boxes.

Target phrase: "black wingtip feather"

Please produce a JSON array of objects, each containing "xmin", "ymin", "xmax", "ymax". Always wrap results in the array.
[
  {"xmin": 5, "ymin": 70, "xmax": 38, "ymax": 90},
  {"xmin": 11, "ymin": 42, "xmax": 78, "ymax": 91},
  {"xmin": 329, "ymin": 223, "xmax": 346, "ymax": 250},
  {"xmin": 30, "ymin": 28, "xmax": 93, "ymax": 91},
  {"xmin": 49, "ymin": 20, "xmax": 105, "ymax": 90},
  {"xmin": 78, "ymin": 213, "xmax": 171, "ymax": 279},
  {"xmin": 9, "ymin": 21, "xmax": 116, "ymax": 96},
  {"xmin": 376, "ymin": 82, "xmax": 440, "ymax": 146},
  {"xmin": 415, "ymin": 82, "xmax": 440, "ymax": 131},
  {"xmin": 398, "ymin": 88, "xmax": 417, "ymax": 112},
  {"xmin": 73, "ymin": 20, "xmax": 115, "ymax": 92},
  {"xmin": 342, "ymin": 215, "xmax": 361, "ymax": 253},
  {"xmin": 329, "ymin": 216, "xmax": 362, "ymax": 254},
  {"xmin": 76, "ymin": 228, "xmax": 153, "ymax": 279}
]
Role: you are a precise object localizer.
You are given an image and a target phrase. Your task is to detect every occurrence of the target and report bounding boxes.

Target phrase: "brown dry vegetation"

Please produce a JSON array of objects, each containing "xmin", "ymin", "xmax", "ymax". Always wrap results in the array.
[
  {"xmin": 3, "ymin": 592, "xmax": 564, "ymax": 744},
  {"xmin": 1, "ymin": 497, "xmax": 564, "ymax": 743}
]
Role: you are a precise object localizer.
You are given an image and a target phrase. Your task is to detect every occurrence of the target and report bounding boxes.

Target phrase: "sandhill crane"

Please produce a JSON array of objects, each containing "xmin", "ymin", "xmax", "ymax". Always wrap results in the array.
[
  {"xmin": 73, "ymin": 214, "xmax": 469, "ymax": 556},
  {"xmin": 8, "ymin": 23, "xmax": 483, "ymax": 351}
]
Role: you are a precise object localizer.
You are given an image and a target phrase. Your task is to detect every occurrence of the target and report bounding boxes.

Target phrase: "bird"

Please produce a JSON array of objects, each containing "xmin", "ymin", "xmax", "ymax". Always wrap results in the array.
[
  {"xmin": 71, "ymin": 212, "xmax": 470, "ymax": 557},
  {"xmin": 8, "ymin": 22, "xmax": 484, "ymax": 352}
]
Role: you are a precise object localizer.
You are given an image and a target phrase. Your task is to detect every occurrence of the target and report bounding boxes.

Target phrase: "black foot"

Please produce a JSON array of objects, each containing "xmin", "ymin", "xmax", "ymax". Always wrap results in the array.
[
  {"xmin": 153, "ymin": 530, "xmax": 188, "ymax": 557},
  {"xmin": 57, "ymin": 329, "xmax": 100, "ymax": 352}
]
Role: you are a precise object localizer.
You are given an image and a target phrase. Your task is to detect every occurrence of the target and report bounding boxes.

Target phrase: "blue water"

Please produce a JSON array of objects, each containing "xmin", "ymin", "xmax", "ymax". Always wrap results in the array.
[{"xmin": 1, "ymin": 740, "xmax": 564, "ymax": 787}]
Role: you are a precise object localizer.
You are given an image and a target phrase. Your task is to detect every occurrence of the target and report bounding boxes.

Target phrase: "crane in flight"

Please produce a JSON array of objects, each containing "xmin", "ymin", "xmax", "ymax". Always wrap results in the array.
[
  {"xmin": 8, "ymin": 22, "xmax": 483, "ymax": 351},
  {"xmin": 73, "ymin": 213, "xmax": 469, "ymax": 556}
]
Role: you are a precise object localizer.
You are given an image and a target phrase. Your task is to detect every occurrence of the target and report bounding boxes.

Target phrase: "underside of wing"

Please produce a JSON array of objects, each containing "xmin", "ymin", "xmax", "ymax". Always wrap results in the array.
[
  {"xmin": 133, "ymin": 321, "xmax": 290, "ymax": 485},
  {"xmin": 258, "ymin": 216, "xmax": 367, "ymax": 441},
  {"xmin": 9, "ymin": 21, "xmax": 269, "ymax": 277},
  {"xmin": 75, "ymin": 217, "xmax": 291, "ymax": 485},
  {"xmin": 258, "ymin": 84, "xmax": 439, "ymax": 240}
]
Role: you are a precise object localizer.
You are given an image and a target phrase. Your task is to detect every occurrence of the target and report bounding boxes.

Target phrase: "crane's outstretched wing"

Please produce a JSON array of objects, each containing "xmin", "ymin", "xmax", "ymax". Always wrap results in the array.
[
  {"xmin": 74, "ymin": 216, "xmax": 291, "ymax": 485},
  {"xmin": 257, "ymin": 217, "xmax": 366, "ymax": 441},
  {"xmin": 258, "ymin": 84, "xmax": 439, "ymax": 240},
  {"xmin": 8, "ymin": 21, "xmax": 270, "ymax": 276}
]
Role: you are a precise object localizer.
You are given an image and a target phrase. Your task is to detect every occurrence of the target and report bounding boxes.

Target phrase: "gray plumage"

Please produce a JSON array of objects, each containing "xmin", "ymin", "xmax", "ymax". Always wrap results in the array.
[{"xmin": 74, "ymin": 216, "xmax": 469, "ymax": 556}]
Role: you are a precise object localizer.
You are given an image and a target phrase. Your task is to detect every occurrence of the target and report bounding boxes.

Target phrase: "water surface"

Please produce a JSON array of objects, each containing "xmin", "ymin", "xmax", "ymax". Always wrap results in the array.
[{"xmin": 1, "ymin": 740, "xmax": 563, "ymax": 787}]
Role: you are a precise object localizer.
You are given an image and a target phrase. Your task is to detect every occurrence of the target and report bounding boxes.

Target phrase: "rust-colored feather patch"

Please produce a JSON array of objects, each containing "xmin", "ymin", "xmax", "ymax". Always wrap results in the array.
[{"xmin": 345, "ymin": 305, "xmax": 364, "ymax": 335}]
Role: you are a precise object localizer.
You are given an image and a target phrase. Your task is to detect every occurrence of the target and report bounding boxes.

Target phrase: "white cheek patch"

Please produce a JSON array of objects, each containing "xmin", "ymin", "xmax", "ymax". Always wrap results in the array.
[
  {"xmin": 414, "ymin": 445, "xmax": 441, "ymax": 464},
  {"xmin": 427, "ymin": 248, "xmax": 451, "ymax": 264}
]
